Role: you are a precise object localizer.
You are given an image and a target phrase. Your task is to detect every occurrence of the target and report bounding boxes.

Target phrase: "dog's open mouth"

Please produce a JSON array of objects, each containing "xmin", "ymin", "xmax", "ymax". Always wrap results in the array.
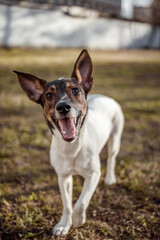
[{"xmin": 57, "ymin": 113, "xmax": 81, "ymax": 142}]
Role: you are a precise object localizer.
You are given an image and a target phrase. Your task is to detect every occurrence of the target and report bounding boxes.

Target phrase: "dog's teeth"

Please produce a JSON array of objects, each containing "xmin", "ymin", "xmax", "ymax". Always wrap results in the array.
[{"xmin": 74, "ymin": 118, "xmax": 76, "ymax": 125}]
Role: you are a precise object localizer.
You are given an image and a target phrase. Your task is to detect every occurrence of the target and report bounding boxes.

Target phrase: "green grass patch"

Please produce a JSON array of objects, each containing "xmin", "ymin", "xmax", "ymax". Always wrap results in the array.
[{"xmin": 0, "ymin": 48, "xmax": 160, "ymax": 239}]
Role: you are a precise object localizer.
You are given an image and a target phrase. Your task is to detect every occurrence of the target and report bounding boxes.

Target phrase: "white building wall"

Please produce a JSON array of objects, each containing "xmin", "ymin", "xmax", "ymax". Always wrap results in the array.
[{"xmin": 0, "ymin": 4, "xmax": 159, "ymax": 49}]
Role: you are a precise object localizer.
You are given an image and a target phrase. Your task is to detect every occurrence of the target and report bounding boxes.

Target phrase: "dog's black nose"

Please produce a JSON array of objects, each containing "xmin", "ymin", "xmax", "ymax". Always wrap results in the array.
[{"xmin": 56, "ymin": 102, "xmax": 71, "ymax": 114}]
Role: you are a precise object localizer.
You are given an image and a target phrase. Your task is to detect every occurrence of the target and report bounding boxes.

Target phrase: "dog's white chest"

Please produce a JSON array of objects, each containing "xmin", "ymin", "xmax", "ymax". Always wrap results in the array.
[{"xmin": 50, "ymin": 139, "xmax": 96, "ymax": 177}]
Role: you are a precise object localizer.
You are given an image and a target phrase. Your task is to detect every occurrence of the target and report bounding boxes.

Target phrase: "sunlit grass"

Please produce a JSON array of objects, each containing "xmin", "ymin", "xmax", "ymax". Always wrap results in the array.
[{"xmin": 0, "ymin": 48, "xmax": 160, "ymax": 239}]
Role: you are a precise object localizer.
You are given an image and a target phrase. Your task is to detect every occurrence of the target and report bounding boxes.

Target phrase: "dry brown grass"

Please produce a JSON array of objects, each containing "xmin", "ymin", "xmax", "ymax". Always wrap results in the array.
[{"xmin": 0, "ymin": 48, "xmax": 160, "ymax": 240}]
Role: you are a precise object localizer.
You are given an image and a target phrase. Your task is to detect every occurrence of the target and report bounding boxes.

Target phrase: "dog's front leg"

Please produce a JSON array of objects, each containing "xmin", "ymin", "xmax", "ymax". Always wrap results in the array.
[
  {"xmin": 53, "ymin": 175, "xmax": 73, "ymax": 236},
  {"xmin": 72, "ymin": 170, "xmax": 101, "ymax": 228}
]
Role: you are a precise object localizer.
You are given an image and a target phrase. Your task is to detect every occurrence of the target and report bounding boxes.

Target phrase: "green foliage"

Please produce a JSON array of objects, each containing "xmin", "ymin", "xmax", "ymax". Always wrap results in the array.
[{"xmin": 0, "ymin": 48, "xmax": 160, "ymax": 239}]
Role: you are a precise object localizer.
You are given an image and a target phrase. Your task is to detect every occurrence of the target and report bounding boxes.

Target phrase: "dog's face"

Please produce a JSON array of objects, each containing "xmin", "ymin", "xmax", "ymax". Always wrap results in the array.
[
  {"xmin": 14, "ymin": 49, "xmax": 93, "ymax": 142},
  {"xmin": 42, "ymin": 78, "xmax": 87, "ymax": 142}
]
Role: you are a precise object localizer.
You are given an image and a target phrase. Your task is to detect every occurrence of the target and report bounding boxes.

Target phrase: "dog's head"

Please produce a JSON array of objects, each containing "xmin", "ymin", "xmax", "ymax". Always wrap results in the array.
[{"xmin": 14, "ymin": 49, "xmax": 93, "ymax": 142}]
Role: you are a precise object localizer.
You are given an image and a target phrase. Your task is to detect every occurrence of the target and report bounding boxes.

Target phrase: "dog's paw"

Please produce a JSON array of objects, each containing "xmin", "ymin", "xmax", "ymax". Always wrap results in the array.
[
  {"xmin": 104, "ymin": 174, "xmax": 116, "ymax": 185},
  {"xmin": 72, "ymin": 206, "xmax": 86, "ymax": 228},
  {"xmin": 52, "ymin": 223, "xmax": 71, "ymax": 236}
]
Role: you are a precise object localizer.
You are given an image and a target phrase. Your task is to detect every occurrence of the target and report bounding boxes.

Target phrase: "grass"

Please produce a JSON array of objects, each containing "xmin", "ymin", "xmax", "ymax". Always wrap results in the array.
[{"xmin": 0, "ymin": 48, "xmax": 160, "ymax": 240}]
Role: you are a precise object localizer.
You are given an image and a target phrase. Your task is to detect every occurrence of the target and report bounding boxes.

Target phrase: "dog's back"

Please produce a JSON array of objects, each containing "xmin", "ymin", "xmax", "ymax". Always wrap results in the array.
[{"xmin": 86, "ymin": 94, "xmax": 124, "ymax": 154}]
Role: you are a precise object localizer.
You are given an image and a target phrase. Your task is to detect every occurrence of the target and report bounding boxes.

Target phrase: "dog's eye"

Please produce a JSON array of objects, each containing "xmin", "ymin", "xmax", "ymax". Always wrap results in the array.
[
  {"xmin": 72, "ymin": 88, "xmax": 79, "ymax": 95},
  {"xmin": 46, "ymin": 92, "xmax": 53, "ymax": 100}
]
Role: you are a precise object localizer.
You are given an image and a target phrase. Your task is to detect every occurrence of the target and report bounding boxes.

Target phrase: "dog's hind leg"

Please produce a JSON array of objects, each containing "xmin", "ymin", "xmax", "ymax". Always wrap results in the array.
[{"xmin": 105, "ymin": 110, "xmax": 124, "ymax": 185}]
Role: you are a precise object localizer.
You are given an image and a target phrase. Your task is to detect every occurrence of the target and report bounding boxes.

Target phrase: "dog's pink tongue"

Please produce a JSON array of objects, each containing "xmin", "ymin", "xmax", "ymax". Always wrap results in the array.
[{"xmin": 58, "ymin": 118, "xmax": 75, "ymax": 140}]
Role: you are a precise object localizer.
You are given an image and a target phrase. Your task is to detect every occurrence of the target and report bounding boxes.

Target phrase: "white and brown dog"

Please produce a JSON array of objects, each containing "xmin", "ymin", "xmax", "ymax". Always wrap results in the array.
[{"xmin": 14, "ymin": 49, "xmax": 124, "ymax": 236}]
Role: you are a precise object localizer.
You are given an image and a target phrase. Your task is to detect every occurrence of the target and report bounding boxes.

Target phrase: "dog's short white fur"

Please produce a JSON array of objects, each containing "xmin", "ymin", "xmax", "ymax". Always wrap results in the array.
[
  {"xmin": 14, "ymin": 49, "xmax": 124, "ymax": 237},
  {"xmin": 50, "ymin": 94, "xmax": 124, "ymax": 236}
]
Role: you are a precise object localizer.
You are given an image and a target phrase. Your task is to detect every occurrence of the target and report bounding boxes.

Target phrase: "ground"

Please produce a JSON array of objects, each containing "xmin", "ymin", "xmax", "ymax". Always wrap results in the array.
[{"xmin": 0, "ymin": 48, "xmax": 160, "ymax": 240}]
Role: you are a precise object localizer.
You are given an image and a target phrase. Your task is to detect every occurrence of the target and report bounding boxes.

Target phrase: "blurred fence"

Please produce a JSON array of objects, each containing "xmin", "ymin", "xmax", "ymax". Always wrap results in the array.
[
  {"xmin": 0, "ymin": 0, "xmax": 121, "ymax": 19},
  {"xmin": 0, "ymin": 0, "xmax": 160, "ymax": 24}
]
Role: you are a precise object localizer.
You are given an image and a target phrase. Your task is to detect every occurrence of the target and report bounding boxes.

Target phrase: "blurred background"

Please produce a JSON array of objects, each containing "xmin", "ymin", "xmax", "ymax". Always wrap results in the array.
[
  {"xmin": 0, "ymin": 1, "xmax": 160, "ymax": 240},
  {"xmin": 0, "ymin": 0, "xmax": 160, "ymax": 49}
]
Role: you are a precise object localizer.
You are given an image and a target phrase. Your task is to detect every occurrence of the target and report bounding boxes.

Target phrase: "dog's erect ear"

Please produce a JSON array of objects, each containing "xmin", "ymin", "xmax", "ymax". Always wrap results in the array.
[
  {"xmin": 71, "ymin": 49, "xmax": 93, "ymax": 93},
  {"xmin": 13, "ymin": 71, "xmax": 47, "ymax": 104}
]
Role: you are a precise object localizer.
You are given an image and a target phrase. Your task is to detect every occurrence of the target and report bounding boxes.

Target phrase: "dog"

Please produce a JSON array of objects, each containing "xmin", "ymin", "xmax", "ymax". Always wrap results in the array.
[{"xmin": 14, "ymin": 49, "xmax": 124, "ymax": 236}]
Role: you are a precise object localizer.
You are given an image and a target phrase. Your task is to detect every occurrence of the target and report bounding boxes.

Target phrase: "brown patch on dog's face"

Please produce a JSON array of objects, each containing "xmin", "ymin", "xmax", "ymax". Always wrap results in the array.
[
  {"xmin": 65, "ymin": 81, "xmax": 87, "ymax": 117},
  {"xmin": 42, "ymin": 85, "xmax": 57, "ymax": 131},
  {"xmin": 42, "ymin": 78, "xmax": 87, "ymax": 142}
]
